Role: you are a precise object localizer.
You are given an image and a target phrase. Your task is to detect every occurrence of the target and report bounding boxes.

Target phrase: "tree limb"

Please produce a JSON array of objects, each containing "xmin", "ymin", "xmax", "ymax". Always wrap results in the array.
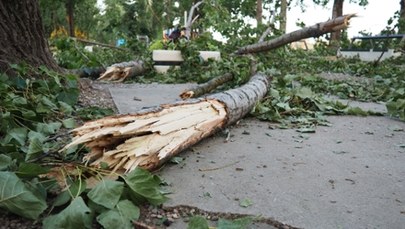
[
  {"xmin": 61, "ymin": 73, "xmax": 271, "ymax": 172},
  {"xmin": 236, "ymin": 14, "xmax": 356, "ymax": 55},
  {"xmin": 180, "ymin": 73, "xmax": 234, "ymax": 99},
  {"xmin": 258, "ymin": 26, "xmax": 273, "ymax": 43},
  {"xmin": 185, "ymin": 1, "xmax": 204, "ymax": 39},
  {"xmin": 97, "ymin": 60, "xmax": 147, "ymax": 82}
]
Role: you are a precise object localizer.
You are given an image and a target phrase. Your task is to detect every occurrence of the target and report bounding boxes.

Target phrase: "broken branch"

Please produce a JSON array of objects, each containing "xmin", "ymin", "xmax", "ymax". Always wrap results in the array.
[
  {"xmin": 97, "ymin": 60, "xmax": 147, "ymax": 82},
  {"xmin": 62, "ymin": 73, "xmax": 271, "ymax": 173},
  {"xmin": 179, "ymin": 73, "xmax": 233, "ymax": 99},
  {"xmin": 236, "ymin": 14, "xmax": 356, "ymax": 55}
]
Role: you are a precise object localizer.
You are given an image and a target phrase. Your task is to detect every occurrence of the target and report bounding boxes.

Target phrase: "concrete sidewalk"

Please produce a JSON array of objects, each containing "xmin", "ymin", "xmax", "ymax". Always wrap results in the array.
[{"xmin": 109, "ymin": 83, "xmax": 405, "ymax": 228}]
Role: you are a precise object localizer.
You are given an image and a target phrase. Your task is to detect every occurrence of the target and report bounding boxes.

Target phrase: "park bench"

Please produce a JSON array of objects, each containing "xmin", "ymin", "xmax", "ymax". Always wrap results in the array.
[
  {"xmin": 152, "ymin": 50, "xmax": 221, "ymax": 73},
  {"xmin": 337, "ymin": 34, "xmax": 404, "ymax": 61}
]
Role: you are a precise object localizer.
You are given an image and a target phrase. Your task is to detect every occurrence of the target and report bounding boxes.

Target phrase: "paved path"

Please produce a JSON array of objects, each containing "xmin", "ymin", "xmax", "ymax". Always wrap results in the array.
[{"xmin": 109, "ymin": 83, "xmax": 405, "ymax": 228}]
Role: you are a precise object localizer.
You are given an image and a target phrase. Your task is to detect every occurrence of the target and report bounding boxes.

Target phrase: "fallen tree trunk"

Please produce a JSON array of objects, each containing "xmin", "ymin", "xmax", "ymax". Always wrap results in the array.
[
  {"xmin": 61, "ymin": 73, "xmax": 270, "ymax": 173},
  {"xmin": 180, "ymin": 73, "xmax": 233, "ymax": 99},
  {"xmin": 236, "ymin": 14, "xmax": 356, "ymax": 55},
  {"xmin": 97, "ymin": 60, "xmax": 147, "ymax": 82}
]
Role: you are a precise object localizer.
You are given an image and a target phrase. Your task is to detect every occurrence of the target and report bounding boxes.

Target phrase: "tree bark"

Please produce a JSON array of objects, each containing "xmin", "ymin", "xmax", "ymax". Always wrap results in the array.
[
  {"xmin": 399, "ymin": 0, "xmax": 405, "ymax": 34},
  {"xmin": 66, "ymin": 0, "xmax": 75, "ymax": 37},
  {"xmin": 256, "ymin": 0, "xmax": 263, "ymax": 26},
  {"xmin": 0, "ymin": 0, "xmax": 61, "ymax": 75},
  {"xmin": 235, "ymin": 14, "xmax": 356, "ymax": 55},
  {"xmin": 330, "ymin": 0, "xmax": 344, "ymax": 47},
  {"xmin": 280, "ymin": 0, "xmax": 288, "ymax": 34},
  {"xmin": 61, "ymin": 73, "xmax": 271, "ymax": 172}
]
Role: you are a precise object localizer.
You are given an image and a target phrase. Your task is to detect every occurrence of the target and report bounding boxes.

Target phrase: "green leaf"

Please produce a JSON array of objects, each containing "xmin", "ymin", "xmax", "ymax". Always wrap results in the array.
[
  {"xmin": 26, "ymin": 137, "xmax": 43, "ymax": 161},
  {"xmin": 0, "ymin": 172, "xmax": 47, "ymax": 219},
  {"xmin": 2, "ymin": 128, "xmax": 28, "ymax": 146},
  {"xmin": 187, "ymin": 216, "xmax": 209, "ymax": 229},
  {"xmin": 87, "ymin": 180, "xmax": 124, "ymax": 209},
  {"xmin": 68, "ymin": 178, "xmax": 87, "ymax": 198},
  {"xmin": 16, "ymin": 163, "xmax": 49, "ymax": 178},
  {"xmin": 0, "ymin": 155, "xmax": 12, "ymax": 171},
  {"xmin": 62, "ymin": 118, "xmax": 76, "ymax": 129},
  {"xmin": 57, "ymin": 90, "xmax": 79, "ymax": 106},
  {"xmin": 170, "ymin": 156, "xmax": 184, "ymax": 164},
  {"xmin": 58, "ymin": 101, "xmax": 74, "ymax": 115},
  {"xmin": 122, "ymin": 168, "xmax": 168, "ymax": 205},
  {"xmin": 239, "ymin": 198, "xmax": 253, "ymax": 208},
  {"xmin": 53, "ymin": 190, "xmax": 71, "ymax": 207},
  {"xmin": 40, "ymin": 96, "xmax": 58, "ymax": 110},
  {"xmin": 96, "ymin": 200, "xmax": 140, "ymax": 229},
  {"xmin": 295, "ymin": 87, "xmax": 315, "ymax": 99},
  {"xmin": 22, "ymin": 110, "xmax": 36, "ymax": 119},
  {"xmin": 12, "ymin": 96, "xmax": 27, "ymax": 105},
  {"xmin": 217, "ymin": 217, "xmax": 253, "ymax": 229},
  {"xmin": 36, "ymin": 122, "xmax": 62, "ymax": 135},
  {"xmin": 28, "ymin": 131, "xmax": 47, "ymax": 143},
  {"xmin": 43, "ymin": 197, "xmax": 93, "ymax": 229},
  {"xmin": 345, "ymin": 107, "xmax": 368, "ymax": 116}
]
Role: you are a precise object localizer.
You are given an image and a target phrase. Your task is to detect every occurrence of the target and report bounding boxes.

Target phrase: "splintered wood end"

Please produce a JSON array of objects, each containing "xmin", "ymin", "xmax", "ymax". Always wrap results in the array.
[{"xmin": 64, "ymin": 100, "xmax": 227, "ymax": 173}]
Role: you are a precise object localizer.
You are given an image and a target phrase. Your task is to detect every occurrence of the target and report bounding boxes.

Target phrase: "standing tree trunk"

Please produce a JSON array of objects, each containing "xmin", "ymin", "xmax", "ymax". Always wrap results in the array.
[
  {"xmin": 399, "ymin": 0, "xmax": 405, "ymax": 34},
  {"xmin": 280, "ymin": 0, "xmax": 288, "ymax": 34},
  {"xmin": 330, "ymin": 0, "xmax": 344, "ymax": 48},
  {"xmin": 0, "ymin": 1, "xmax": 60, "ymax": 75},
  {"xmin": 256, "ymin": 0, "xmax": 263, "ymax": 26},
  {"xmin": 66, "ymin": 0, "xmax": 75, "ymax": 37}
]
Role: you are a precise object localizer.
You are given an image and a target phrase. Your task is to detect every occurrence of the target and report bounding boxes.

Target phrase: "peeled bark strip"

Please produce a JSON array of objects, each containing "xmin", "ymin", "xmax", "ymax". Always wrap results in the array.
[
  {"xmin": 97, "ymin": 60, "xmax": 147, "ymax": 82},
  {"xmin": 62, "ymin": 73, "xmax": 270, "ymax": 173},
  {"xmin": 236, "ymin": 14, "xmax": 356, "ymax": 55},
  {"xmin": 180, "ymin": 73, "xmax": 233, "ymax": 99}
]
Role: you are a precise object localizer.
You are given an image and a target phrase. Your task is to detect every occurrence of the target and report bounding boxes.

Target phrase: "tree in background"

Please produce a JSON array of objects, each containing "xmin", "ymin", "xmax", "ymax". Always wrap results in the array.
[
  {"xmin": 329, "ymin": 0, "xmax": 368, "ymax": 47},
  {"xmin": 280, "ymin": 0, "xmax": 288, "ymax": 33},
  {"xmin": 257, "ymin": 0, "xmax": 263, "ymax": 25},
  {"xmin": 399, "ymin": 0, "xmax": 405, "ymax": 34},
  {"xmin": 40, "ymin": 0, "xmax": 98, "ymax": 39},
  {"xmin": 330, "ymin": 0, "xmax": 344, "ymax": 44}
]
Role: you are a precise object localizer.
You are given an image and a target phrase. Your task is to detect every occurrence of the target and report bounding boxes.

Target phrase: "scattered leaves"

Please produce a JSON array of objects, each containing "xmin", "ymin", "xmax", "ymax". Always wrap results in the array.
[{"xmin": 239, "ymin": 198, "xmax": 253, "ymax": 208}]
